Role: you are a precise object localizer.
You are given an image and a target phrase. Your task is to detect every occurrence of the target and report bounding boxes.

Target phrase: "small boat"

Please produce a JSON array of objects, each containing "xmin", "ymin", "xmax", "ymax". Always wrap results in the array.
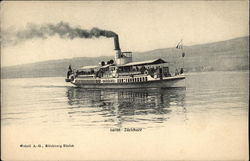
[{"xmin": 65, "ymin": 35, "xmax": 185, "ymax": 88}]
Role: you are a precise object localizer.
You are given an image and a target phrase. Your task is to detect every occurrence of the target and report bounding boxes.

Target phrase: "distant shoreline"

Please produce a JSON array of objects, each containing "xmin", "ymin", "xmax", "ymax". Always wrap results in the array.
[
  {"xmin": 1, "ymin": 70, "xmax": 248, "ymax": 80},
  {"xmin": 1, "ymin": 36, "xmax": 249, "ymax": 79}
]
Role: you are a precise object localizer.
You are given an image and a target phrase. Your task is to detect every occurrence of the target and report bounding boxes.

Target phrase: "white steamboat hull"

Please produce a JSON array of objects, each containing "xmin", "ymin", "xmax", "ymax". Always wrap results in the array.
[{"xmin": 71, "ymin": 75, "xmax": 185, "ymax": 89}]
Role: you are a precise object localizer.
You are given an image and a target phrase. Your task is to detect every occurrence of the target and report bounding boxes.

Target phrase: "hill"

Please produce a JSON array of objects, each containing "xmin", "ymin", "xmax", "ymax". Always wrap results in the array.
[{"xmin": 1, "ymin": 36, "xmax": 249, "ymax": 79}]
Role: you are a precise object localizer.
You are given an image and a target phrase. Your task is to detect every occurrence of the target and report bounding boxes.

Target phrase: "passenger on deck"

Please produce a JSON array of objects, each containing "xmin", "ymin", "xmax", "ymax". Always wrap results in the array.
[
  {"xmin": 175, "ymin": 69, "xmax": 179, "ymax": 75},
  {"xmin": 76, "ymin": 70, "xmax": 79, "ymax": 77},
  {"xmin": 67, "ymin": 65, "xmax": 72, "ymax": 78},
  {"xmin": 67, "ymin": 71, "xmax": 71, "ymax": 78},
  {"xmin": 180, "ymin": 68, "xmax": 184, "ymax": 74},
  {"xmin": 140, "ymin": 66, "xmax": 146, "ymax": 73}
]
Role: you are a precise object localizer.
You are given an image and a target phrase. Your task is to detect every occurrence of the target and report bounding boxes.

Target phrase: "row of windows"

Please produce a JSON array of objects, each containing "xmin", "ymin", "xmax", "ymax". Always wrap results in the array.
[
  {"xmin": 75, "ymin": 80, "xmax": 97, "ymax": 84},
  {"xmin": 102, "ymin": 79, "xmax": 115, "ymax": 83},
  {"xmin": 76, "ymin": 79, "xmax": 113, "ymax": 84},
  {"xmin": 75, "ymin": 77, "xmax": 148, "ymax": 84},
  {"xmin": 117, "ymin": 77, "xmax": 147, "ymax": 83}
]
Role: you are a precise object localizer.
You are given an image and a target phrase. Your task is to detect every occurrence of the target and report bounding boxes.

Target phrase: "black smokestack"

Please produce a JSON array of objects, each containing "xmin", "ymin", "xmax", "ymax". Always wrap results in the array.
[
  {"xmin": 1, "ymin": 21, "xmax": 118, "ymax": 46},
  {"xmin": 114, "ymin": 35, "xmax": 120, "ymax": 50}
]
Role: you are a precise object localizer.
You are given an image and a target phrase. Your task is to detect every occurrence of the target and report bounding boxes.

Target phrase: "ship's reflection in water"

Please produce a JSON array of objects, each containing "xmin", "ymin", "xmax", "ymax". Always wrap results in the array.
[{"xmin": 66, "ymin": 87, "xmax": 186, "ymax": 128}]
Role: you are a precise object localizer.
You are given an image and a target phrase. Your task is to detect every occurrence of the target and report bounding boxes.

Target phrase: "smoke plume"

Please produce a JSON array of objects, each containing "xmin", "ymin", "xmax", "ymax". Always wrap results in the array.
[{"xmin": 1, "ymin": 21, "xmax": 117, "ymax": 46}]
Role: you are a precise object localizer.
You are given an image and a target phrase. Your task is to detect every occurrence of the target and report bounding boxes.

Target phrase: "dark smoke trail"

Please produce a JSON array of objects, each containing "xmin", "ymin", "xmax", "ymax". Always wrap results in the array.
[{"xmin": 1, "ymin": 21, "xmax": 117, "ymax": 46}]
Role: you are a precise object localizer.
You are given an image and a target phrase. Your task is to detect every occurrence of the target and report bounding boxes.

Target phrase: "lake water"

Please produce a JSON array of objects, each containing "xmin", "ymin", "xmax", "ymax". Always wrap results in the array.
[
  {"xmin": 1, "ymin": 71, "xmax": 248, "ymax": 129},
  {"xmin": 1, "ymin": 71, "xmax": 248, "ymax": 160}
]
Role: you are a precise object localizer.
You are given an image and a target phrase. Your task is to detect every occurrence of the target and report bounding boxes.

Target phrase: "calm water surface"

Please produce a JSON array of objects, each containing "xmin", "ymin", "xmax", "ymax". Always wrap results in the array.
[{"xmin": 1, "ymin": 71, "xmax": 248, "ymax": 129}]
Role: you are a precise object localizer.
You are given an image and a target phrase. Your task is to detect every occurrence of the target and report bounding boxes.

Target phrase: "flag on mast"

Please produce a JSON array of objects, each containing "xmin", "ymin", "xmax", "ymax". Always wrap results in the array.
[
  {"xmin": 176, "ymin": 39, "xmax": 183, "ymax": 49},
  {"xmin": 176, "ymin": 39, "xmax": 185, "ymax": 57}
]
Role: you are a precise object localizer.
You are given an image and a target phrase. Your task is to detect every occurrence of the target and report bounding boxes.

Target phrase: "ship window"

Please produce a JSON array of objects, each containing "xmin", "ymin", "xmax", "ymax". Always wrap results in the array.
[
  {"xmin": 145, "ymin": 77, "xmax": 148, "ymax": 81},
  {"xmin": 140, "ymin": 78, "xmax": 142, "ymax": 82}
]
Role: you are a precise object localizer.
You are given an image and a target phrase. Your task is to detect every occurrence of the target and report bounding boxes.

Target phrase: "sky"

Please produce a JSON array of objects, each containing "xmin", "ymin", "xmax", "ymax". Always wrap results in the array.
[{"xmin": 1, "ymin": 1, "xmax": 249, "ymax": 66}]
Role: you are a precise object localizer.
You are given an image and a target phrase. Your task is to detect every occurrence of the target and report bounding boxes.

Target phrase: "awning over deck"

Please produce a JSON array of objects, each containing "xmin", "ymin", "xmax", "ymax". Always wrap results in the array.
[
  {"xmin": 79, "ymin": 64, "xmax": 113, "ymax": 70},
  {"xmin": 119, "ymin": 58, "xmax": 167, "ymax": 67},
  {"xmin": 80, "ymin": 65, "xmax": 99, "ymax": 70}
]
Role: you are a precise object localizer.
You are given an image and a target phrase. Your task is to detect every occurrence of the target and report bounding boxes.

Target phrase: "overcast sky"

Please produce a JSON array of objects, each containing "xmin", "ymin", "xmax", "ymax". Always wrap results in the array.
[{"xmin": 1, "ymin": 1, "xmax": 249, "ymax": 66}]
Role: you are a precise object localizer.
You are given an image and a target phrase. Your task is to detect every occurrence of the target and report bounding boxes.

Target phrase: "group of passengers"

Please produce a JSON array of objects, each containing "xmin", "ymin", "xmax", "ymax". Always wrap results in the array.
[
  {"xmin": 118, "ymin": 65, "xmax": 171, "ymax": 76},
  {"xmin": 67, "ymin": 64, "xmax": 182, "ymax": 79},
  {"xmin": 76, "ymin": 70, "xmax": 95, "ymax": 75},
  {"xmin": 118, "ymin": 65, "xmax": 159, "ymax": 73}
]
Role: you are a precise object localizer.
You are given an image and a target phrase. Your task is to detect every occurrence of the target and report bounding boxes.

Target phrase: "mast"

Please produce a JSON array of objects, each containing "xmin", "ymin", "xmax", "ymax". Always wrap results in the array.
[
  {"xmin": 181, "ymin": 42, "xmax": 185, "ymax": 74},
  {"xmin": 176, "ymin": 39, "xmax": 185, "ymax": 74}
]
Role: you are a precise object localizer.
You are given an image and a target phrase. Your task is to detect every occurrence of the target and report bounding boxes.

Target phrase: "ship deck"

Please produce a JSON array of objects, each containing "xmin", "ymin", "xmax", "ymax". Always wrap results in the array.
[{"xmin": 71, "ymin": 74, "xmax": 185, "ymax": 88}]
